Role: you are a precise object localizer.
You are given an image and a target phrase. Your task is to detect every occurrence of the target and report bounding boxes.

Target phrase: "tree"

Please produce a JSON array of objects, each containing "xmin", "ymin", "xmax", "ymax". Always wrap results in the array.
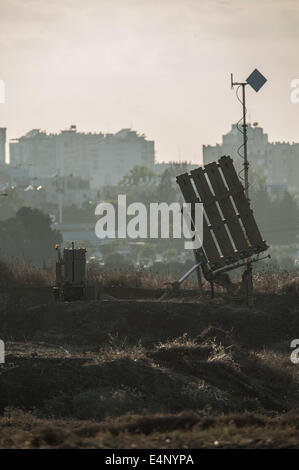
[
  {"xmin": 155, "ymin": 169, "xmax": 177, "ymax": 203},
  {"xmin": 104, "ymin": 252, "xmax": 132, "ymax": 269},
  {"xmin": 119, "ymin": 166, "xmax": 156, "ymax": 186},
  {"xmin": 0, "ymin": 207, "xmax": 62, "ymax": 266},
  {"xmin": 251, "ymin": 184, "xmax": 299, "ymax": 246},
  {"xmin": 162, "ymin": 248, "xmax": 178, "ymax": 261},
  {"xmin": 139, "ymin": 243, "xmax": 156, "ymax": 261},
  {"xmin": 63, "ymin": 200, "xmax": 96, "ymax": 224},
  {"xmin": 0, "ymin": 187, "xmax": 24, "ymax": 221}
]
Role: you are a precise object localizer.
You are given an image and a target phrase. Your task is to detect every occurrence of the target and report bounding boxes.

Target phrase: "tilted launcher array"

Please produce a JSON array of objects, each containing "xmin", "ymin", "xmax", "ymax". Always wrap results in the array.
[{"xmin": 175, "ymin": 155, "xmax": 269, "ymax": 303}]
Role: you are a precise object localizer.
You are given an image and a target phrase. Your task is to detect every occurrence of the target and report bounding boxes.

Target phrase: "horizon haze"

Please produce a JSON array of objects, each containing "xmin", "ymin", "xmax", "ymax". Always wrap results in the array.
[{"xmin": 1, "ymin": 0, "xmax": 299, "ymax": 163}]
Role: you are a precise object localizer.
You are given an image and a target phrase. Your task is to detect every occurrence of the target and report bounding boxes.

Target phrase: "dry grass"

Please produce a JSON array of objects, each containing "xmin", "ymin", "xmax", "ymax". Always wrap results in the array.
[
  {"xmin": 1, "ymin": 262, "xmax": 299, "ymax": 448},
  {"xmin": 1, "ymin": 408, "xmax": 299, "ymax": 449},
  {"xmin": 253, "ymin": 270, "xmax": 299, "ymax": 294},
  {"xmin": 85, "ymin": 267, "xmax": 299, "ymax": 295},
  {"xmin": 9, "ymin": 262, "xmax": 55, "ymax": 286},
  {"xmin": 156, "ymin": 333, "xmax": 199, "ymax": 351},
  {"xmin": 87, "ymin": 267, "xmax": 183, "ymax": 289},
  {"xmin": 2, "ymin": 319, "xmax": 298, "ymax": 420},
  {"xmin": 0, "ymin": 260, "xmax": 54, "ymax": 288},
  {"xmin": 96, "ymin": 334, "xmax": 145, "ymax": 363},
  {"xmin": 1, "ymin": 258, "xmax": 299, "ymax": 295}
]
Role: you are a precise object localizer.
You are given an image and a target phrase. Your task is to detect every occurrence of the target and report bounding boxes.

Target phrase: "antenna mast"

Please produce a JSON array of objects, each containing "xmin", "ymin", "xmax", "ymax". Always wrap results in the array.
[{"xmin": 231, "ymin": 68, "xmax": 267, "ymax": 305}]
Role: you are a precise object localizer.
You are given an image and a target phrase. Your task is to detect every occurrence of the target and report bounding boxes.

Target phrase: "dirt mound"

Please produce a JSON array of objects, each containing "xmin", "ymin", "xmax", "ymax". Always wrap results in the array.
[
  {"xmin": 0, "ymin": 297, "xmax": 298, "ymax": 448},
  {"xmin": 1, "ymin": 298, "xmax": 299, "ymax": 348},
  {"xmin": 1, "ymin": 409, "xmax": 299, "ymax": 448},
  {"xmin": 1, "ymin": 331, "xmax": 297, "ymax": 419}
]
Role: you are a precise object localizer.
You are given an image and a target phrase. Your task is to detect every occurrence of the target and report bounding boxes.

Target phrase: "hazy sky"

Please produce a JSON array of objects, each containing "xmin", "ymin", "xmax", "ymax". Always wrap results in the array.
[{"xmin": 1, "ymin": 0, "xmax": 299, "ymax": 163}]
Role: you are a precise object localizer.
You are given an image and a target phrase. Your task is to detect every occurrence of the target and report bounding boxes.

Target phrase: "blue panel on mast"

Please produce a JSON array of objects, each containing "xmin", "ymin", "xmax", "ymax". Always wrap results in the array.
[{"xmin": 246, "ymin": 68, "xmax": 267, "ymax": 92}]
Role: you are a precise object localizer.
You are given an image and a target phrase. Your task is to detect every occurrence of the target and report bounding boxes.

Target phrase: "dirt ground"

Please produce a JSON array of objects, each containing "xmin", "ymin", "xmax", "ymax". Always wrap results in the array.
[{"xmin": 0, "ymin": 291, "xmax": 299, "ymax": 448}]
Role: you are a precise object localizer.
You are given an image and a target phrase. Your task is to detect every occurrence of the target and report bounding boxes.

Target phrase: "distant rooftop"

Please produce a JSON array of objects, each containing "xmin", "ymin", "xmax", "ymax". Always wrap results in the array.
[{"xmin": 12, "ymin": 125, "xmax": 150, "ymax": 142}]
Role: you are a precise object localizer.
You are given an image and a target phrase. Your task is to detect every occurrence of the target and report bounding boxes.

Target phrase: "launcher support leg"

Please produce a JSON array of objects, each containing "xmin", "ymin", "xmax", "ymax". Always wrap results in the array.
[
  {"xmin": 194, "ymin": 252, "xmax": 203, "ymax": 296},
  {"xmin": 240, "ymin": 264, "xmax": 253, "ymax": 306},
  {"xmin": 212, "ymin": 272, "xmax": 234, "ymax": 297},
  {"xmin": 210, "ymin": 281, "xmax": 214, "ymax": 299},
  {"xmin": 196, "ymin": 266, "xmax": 204, "ymax": 296}
]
